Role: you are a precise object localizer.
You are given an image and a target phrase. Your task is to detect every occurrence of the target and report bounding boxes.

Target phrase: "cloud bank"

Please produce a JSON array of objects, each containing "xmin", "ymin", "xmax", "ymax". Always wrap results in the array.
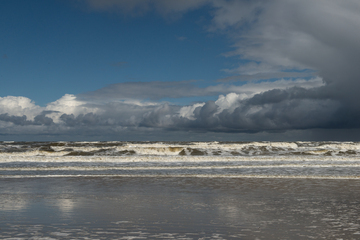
[{"xmin": 0, "ymin": 77, "xmax": 339, "ymax": 139}]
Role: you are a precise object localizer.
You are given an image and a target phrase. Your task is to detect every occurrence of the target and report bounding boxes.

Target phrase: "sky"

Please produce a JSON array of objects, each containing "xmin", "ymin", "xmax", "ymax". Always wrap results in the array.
[{"xmin": 1, "ymin": 0, "xmax": 360, "ymax": 141}]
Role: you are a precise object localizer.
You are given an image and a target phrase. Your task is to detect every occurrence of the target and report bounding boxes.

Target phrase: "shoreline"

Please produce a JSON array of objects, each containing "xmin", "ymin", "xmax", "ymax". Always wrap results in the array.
[
  {"xmin": 1, "ymin": 173, "xmax": 360, "ymax": 179},
  {"xmin": 1, "ymin": 177, "xmax": 360, "ymax": 239}
]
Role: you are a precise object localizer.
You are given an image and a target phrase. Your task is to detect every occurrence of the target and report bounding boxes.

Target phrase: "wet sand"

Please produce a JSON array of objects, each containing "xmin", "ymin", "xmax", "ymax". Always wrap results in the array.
[{"xmin": 1, "ymin": 177, "xmax": 360, "ymax": 239}]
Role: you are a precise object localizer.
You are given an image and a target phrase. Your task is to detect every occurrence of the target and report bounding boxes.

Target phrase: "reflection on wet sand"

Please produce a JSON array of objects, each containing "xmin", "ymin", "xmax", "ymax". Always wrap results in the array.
[{"xmin": 1, "ymin": 177, "xmax": 360, "ymax": 239}]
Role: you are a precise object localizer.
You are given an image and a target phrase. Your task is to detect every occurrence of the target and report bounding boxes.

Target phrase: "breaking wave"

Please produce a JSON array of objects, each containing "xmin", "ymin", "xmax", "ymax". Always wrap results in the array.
[{"xmin": 1, "ymin": 141, "xmax": 360, "ymax": 178}]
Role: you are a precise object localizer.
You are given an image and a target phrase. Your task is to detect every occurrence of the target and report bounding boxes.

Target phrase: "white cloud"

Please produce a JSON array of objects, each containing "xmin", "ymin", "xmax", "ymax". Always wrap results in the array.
[
  {"xmin": 0, "ymin": 96, "xmax": 42, "ymax": 120},
  {"xmin": 215, "ymin": 93, "xmax": 246, "ymax": 113},
  {"xmin": 46, "ymin": 94, "xmax": 88, "ymax": 114},
  {"xmin": 45, "ymin": 94, "xmax": 98, "ymax": 123},
  {"xmin": 179, "ymin": 103, "xmax": 205, "ymax": 120}
]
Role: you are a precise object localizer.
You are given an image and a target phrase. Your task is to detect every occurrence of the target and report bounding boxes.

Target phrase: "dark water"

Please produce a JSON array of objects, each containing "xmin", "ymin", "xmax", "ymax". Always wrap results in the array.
[{"xmin": 1, "ymin": 177, "xmax": 360, "ymax": 239}]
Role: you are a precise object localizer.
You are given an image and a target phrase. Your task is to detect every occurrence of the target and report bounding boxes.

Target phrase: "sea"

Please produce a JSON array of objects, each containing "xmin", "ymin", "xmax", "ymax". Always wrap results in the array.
[
  {"xmin": 1, "ymin": 141, "xmax": 360, "ymax": 179},
  {"xmin": 1, "ymin": 141, "xmax": 360, "ymax": 239}
]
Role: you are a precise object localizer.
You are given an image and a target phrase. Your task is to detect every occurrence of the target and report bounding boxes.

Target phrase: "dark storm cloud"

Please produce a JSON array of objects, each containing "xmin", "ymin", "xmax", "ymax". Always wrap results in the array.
[
  {"xmin": 192, "ymin": 0, "xmax": 360, "ymax": 133},
  {"xmin": 212, "ymin": 0, "xmax": 360, "ymax": 103},
  {"xmin": 0, "ymin": 114, "xmax": 32, "ymax": 126},
  {"xmin": 0, "ymin": 113, "xmax": 54, "ymax": 126},
  {"xmin": 137, "ymin": 86, "xmax": 341, "ymax": 133},
  {"xmin": 139, "ymin": 104, "xmax": 179, "ymax": 128},
  {"xmin": 60, "ymin": 113, "xmax": 101, "ymax": 127},
  {"xmin": 0, "ymin": 111, "xmax": 54, "ymax": 126},
  {"xmin": 34, "ymin": 114, "xmax": 54, "ymax": 126},
  {"xmin": 214, "ymin": 93, "xmax": 339, "ymax": 132}
]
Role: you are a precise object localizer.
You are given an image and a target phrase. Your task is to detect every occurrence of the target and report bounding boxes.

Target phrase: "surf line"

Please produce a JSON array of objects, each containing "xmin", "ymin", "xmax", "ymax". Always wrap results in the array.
[
  {"xmin": 1, "ymin": 164, "xmax": 360, "ymax": 171},
  {"xmin": 1, "ymin": 174, "xmax": 360, "ymax": 179}
]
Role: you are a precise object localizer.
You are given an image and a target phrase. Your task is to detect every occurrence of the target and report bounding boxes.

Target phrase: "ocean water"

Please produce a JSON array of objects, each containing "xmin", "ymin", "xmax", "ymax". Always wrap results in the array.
[
  {"xmin": 2, "ymin": 141, "xmax": 360, "ymax": 239},
  {"xmin": 1, "ymin": 141, "xmax": 360, "ymax": 179}
]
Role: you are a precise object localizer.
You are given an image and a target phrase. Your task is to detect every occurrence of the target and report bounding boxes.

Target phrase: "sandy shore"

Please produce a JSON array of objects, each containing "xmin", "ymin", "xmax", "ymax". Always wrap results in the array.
[{"xmin": 1, "ymin": 177, "xmax": 360, "ymax": 239}]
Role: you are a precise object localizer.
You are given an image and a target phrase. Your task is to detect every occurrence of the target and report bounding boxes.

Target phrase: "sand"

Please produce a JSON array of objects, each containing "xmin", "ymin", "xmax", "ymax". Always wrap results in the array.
[{"xmin": 1, "ymin": 177, "xmax": 360, "ymax": 239}]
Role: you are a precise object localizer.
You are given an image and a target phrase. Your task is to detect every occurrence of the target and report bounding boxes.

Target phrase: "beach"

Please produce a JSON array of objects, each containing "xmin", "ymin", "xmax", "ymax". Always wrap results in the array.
[
  {"xmin": 2, "ymin": 177, "xmax": 360, "ymax": 239},
  {"xmin": 3, "ymin": 0, "xmax": 360, "ymax": 238},
  {"xmin": 1, "ymin": 141, "xmax": 360, "ymax": 239}
]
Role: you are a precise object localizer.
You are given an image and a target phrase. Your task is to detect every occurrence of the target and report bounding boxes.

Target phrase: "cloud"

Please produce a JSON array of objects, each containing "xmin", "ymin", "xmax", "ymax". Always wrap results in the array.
[
  {"xmin": 78, "ymin": 81, "xmax": 205, "ymax": 101},
  {"xmin": 60, "ymin": 113, "xmax": 101, "ymax": 127},
  {"xmin": 2, "ymin": 1, "xmax": 360, "ymax": 140},
  {"xmin": 0, "ymin": 96, "xmax": 43, "ymax": 120},
  {"xmin": 78, "ymin": 77, "xmax": 324, "ymax": 102},
  {"xmin": 206, "ymin": 0, "xmax": 360, "ymax": 132},
  {"xmin": 34, "ymin": 113, "xmax": 54, "ymax": 126},
  {"xmin": 219, "ymin": 62, "xmax": 316, "ymax": 82},
  {"xmin": 217, "ymin": 72, "xmax": 315, "ymax": 82},
  {"xmin": 0, "ymin": 76, "xmax": 327, "ymax": 138},
  {"xmin": 0, "ymin": 113, "xmax": 32, "ymax": 126},
  {"xmin": 78, "ymin": 0, "xmax": 360, "ymax": 101},
  {"xmin": 0, "ymin": 84, "xmax": 352, "ymax": 140},
  {"xmin": 221, "ymin": 77, "xmax": 324, "ymax": 97},
  {"xmin": 44, "ymin": 94, "xmax": 98, "ymax": 123},
  {"xmin": 0, "ymin": 111, "xmax": 54, "ymax": 127},
  {"xmin": 197, "ymin": 88, "xmax": 341, "ymax": 132},
  {"xmin": 211, "ymin": 0, "xmax": 360, "ymax": 87},
  {"xmin": 134, "ymin": 86, "xmax": 341, "ymax": 133},
  {"xmin": 69, "ymin": 80, "xmax": 334, "ymax": 133}
]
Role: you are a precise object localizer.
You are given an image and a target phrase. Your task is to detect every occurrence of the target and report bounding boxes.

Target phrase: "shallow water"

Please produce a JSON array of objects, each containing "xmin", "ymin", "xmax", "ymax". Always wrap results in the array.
[{"xmin": 1, "ymin": 177, "xmax": 360, "ymax": 239}]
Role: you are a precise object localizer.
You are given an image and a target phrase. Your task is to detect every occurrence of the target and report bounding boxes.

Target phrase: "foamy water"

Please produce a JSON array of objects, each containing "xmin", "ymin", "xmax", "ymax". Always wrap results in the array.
[{"xmin": 1, "ymin": 141, "xmax": 360, "ymax": 179}]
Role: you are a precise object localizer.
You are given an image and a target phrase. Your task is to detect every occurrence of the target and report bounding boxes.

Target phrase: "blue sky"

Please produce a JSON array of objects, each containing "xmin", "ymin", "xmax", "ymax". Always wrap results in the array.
[
  {"xmin": 1, "ymin": 0, "xmax": 360, "ymax": 141},
  {"xmin": 1, "ymin": 0, "xmax": 233, "ymax": 106}
]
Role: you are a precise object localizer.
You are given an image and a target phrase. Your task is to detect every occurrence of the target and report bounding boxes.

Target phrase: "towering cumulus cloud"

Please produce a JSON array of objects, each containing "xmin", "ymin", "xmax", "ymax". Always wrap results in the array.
[{"xmin": 1, "ymin": 0, "xmax": 360, "ymax": 140}]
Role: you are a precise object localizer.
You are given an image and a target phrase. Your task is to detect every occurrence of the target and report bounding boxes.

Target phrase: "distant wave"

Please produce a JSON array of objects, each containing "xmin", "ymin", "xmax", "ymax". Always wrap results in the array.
[
  {"xmin": 1, "ymin": 141, "xmax": 360, "ymax": 156},
  {"xmin": 1, "ymin": 141, "xmax": 360, "ymax": 178}
]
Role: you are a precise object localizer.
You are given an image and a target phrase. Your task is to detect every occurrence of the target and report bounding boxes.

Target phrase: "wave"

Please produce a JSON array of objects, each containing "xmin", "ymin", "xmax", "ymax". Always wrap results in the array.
[
  {"xmin": 1, "ymin": 141, "xmax": 360, "ymax": 178},
  {"xmin": 1, "ymin": 141, "xmax": 360, "ymax": 157}
]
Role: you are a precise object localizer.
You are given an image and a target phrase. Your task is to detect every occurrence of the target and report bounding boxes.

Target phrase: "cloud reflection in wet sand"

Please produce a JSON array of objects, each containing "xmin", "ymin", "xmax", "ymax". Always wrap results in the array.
[{"xmin": 1, "ymin": 177, "xmax": 360, "ymax": 239}]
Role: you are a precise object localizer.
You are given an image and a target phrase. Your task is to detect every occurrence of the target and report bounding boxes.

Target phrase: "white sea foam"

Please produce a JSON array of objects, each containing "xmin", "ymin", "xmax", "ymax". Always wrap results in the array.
[
  {"xmin": 2, "ymin": 141, "xmax": 360, "ymax": 157},
  {"xmin": 1, "ymin": 141, "xmax": 360, "ymax": 178}
]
